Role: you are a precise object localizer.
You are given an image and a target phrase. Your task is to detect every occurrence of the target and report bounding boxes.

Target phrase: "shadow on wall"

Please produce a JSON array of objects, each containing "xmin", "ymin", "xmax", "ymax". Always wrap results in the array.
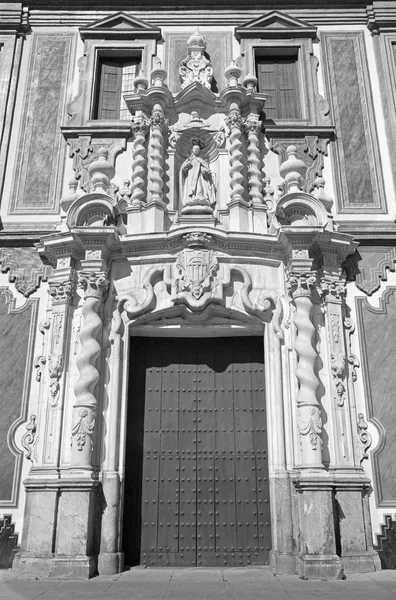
[
  {"xmin": 0, "ymin": 515, "xmax": 19, "ymax": 569},
  {"xmin": 375, "ymin": 515, "xmax": 396, "ymax": 569}
]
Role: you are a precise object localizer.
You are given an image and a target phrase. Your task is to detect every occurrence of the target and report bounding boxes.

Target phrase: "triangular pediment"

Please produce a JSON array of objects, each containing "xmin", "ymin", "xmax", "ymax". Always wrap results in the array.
[
  {"xmin": 80, "ymin": 12, "xmax": 161, "ymax": 40},
  {"xmin": 236, "ymin": 11, "xmax": 317, "ymax": 40}
]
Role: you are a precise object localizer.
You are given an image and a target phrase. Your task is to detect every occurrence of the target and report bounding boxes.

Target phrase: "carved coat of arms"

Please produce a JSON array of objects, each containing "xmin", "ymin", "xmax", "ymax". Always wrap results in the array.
[{"xmin": 175, "ymin": 247, "xmax": 218, "ymax": 300}]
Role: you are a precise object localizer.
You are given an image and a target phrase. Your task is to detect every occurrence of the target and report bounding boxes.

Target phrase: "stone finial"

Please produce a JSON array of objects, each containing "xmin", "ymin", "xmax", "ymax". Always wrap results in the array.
[
  {"xmin": 60, "ymin": 178, "xmax": 79, "ymax": 214},
  {"xmin": 151, "ymin": 60, "xmax": 167, "ymax": 87},
  {"xmin": 187, "ymin": 28, "xmax": 207, "ymax": 52},
  {"xmin": 279, "ymin": 145, "xmax": 306, "ymax": 193},
  {"xmin": 88, "ymin": 147, "xmax": 115, "ymax": 193},
  {"xmin": 225, "ymin": 60, "xmax": 242, "ymax": 87},
  {"xmin": 242, "ymin": 73, "xmax": 257, "ymax": 90},
  {"xmin": 134, "ymin": 69, "xmax": 149, "ymax": 91},
  {"xmin": 263, "ymin": 176, "xmax": 274, "ymax": 198},
  {"xmin": 312, "ymin": 176, "xmax": 334, "ymax": 212}
]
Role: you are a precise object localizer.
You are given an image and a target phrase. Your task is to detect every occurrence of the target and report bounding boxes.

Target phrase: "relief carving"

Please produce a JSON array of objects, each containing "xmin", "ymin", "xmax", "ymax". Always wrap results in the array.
[
  {"xmin": 179, "ymin": 30, "xmax": 213, "ymax": 90},
  {"xmin": 21, "ymin": 415, "xmax": 38, "ymax": 462},
  {"xmin": 354, "ymin": 413, "xmax": 372, "ymax": 464},
  {"xmin": 175, "ymin": 242, "xmax": 218, "ymax": 300},
  {"xmin": 48, "ymin": 353, "xmax": 63, "ymax": 407},
  {"xmin": 298, "ymin": 407, "xmax": 323, "ymax": 448},
  {"xmin": 71, "ymin": 407, "xmax": 95, "ymax": 451},
  {"xmin": 344, "ymin": 317, "xmax": 360, "ymax": 382},
  {"xmin": 330, "ymin": 352, "xmax": 346, "ymax": 407}
]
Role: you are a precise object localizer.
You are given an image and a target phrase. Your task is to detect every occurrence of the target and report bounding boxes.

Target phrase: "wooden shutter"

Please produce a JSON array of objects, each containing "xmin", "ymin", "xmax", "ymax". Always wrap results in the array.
[
  {"xmin": 96, "ymin": 60, "xmax": 123, "ymax": 120},
  {"xmin": 257, "ymin": 56, "xmax": 301, "ymax": 120}
]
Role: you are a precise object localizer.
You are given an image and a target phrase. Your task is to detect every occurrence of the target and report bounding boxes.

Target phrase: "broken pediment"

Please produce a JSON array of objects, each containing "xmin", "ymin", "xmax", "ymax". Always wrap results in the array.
[
  {"xmin": 235, "ymin": 10, "xmax": 317, "ymax": 40},
  {"xmin": 80, "ymin": 11, "xmax": 161, "ymax": 40}
]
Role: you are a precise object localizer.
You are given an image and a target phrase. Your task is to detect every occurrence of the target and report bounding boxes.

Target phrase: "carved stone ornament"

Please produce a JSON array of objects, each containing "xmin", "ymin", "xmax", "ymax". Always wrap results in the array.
[
  {"xmin": 71, "ymin": 407, "xmax": 95, "ymax": 451},
  {"xmin": 169, "ymin": 111, "xmax": 225, "ymax": 155},
  {"xmin": 298, "ymin": 406, "xmax": 322, "ymax": 448},
  {"xmin": 48, "ymin": 353, "xmax": 63, "ymax": 407},
  {"xmin": 179, "ymin": 29, "xmax": 213, "ymax": 90},
  {"xmin": 21, "ymin": 414, "xmax": 38, "ymax": 462},
  {"xmin": 49, "ymin": 279, "xmax": 75, "ymax": 305},
  {"xmin": 175, "ymin": 245, "xmax": 218, "ymax": 300},
  {"xmin": 330, "ymin": 352, "xmax": 346, "ymax": 407},
  {"xmin": 354, "ymin": 413, "xmax": 372, "ymax": 464},
  {"xmin": 78, "ymin": 271, "xmax": 109, "ymax": 299},
  {"xmin": 320, "ymin": 277, "xmax": 346, "ymax": 304},
  {"xmin": 344, "ymin": 317, "xmax": 360, "ymax": 382},
  {"xmin": 287, "ymin": 272, "xmax": 317, "ymax": 299},
  {"xmin": 34, "ymin": 355, "xmax": 46, "ymax": 382}
]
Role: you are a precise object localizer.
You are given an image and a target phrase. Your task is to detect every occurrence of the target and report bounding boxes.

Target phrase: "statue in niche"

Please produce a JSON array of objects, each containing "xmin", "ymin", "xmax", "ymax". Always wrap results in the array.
[{"xmin": 180, "ymin": 140, "xmax": 216, "ymax": 214}]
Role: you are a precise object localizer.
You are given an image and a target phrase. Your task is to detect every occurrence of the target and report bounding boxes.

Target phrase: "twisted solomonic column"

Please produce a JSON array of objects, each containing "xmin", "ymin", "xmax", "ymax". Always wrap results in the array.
[
  {"xmin": 131, "ymin": 119, "xmax": 149, "ymax": 206},
  {"xmin": 244, "ymin": 118, "xmax": 264, "ymax": 205},
  {"xmin": 288, "ymin": 272, "xmax": 324, "ymax": 469},
  {"xmin": 225, "ymin": 110, "xmax": 245, "ymax": 203},
  {"xmin": 148, "ymin": 111, "xmax": 166, "ymax": 203},
  {"xmin": 71, "ymin": 271, "xmax": 109, "ymax": 469}
]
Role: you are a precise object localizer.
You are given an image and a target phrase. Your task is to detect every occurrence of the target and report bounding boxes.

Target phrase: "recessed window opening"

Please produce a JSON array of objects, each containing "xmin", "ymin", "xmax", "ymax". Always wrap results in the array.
[
  {"xmin": 255, "ymin": 48, "xmax": 301, "ymax": 120},
  {"xmin": 94, "ymin": 53, "xmax": 141, "ymax": 120}
]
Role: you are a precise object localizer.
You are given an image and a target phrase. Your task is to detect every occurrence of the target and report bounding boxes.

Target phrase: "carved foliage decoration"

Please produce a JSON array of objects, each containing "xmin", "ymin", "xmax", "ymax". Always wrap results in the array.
[
  {"xmin": 48, "ymin": 353, "xmax": 63, "ymax": 407},
  {"xmin": 354, "ymin": 412, "xmax": 372, "ymax": 464},
  {"xmin": 71, "ymin": 407, "xmax": 95, "ymax": 451},
  {"xmin": 21, "ymin": 415, "xmax": 38, "ymax": 462},
  {"xmin": 0, "ymin": 248, "xmax": 51, "ymax": 297},
  {"xmin": 330, "ymin": 352, "xmax": 346, "ymax": 407},
  {"xmin": 297, "ymin": 407, "xmax": 322, "ymax": 448}
]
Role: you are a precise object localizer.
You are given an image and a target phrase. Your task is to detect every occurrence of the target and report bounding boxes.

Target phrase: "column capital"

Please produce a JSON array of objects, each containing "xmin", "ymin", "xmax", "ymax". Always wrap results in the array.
[
  {"xmin": 149, "ymin": 111, "xmax": 166, "ymax": 130},
  {"xmin": 49, "ymin": 278, "xmax": 75, "ymax": 305},
  {"xmin": 319, "ymin": 276, "xmax": 346, "ymax": 304},
  {"xmin": 287, "ymin": 271, "xmax": 317, "ymax": 299},
  {"xmin": 78, "ymin": 271, "xmax": 109, "ymax": 300},
  {"xmin": 225, "ymin": 110, "xmax": 244, "ymax": 134}
]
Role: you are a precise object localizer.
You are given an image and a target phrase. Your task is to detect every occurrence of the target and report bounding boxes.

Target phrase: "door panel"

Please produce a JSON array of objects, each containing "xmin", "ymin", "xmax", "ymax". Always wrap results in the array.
[{"xmin": 124, "ymin": 337, "xmax": 270, "ymax": 567}]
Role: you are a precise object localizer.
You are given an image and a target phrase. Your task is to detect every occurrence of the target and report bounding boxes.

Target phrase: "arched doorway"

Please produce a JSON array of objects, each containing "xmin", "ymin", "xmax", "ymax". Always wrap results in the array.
[{"xmin": 122, "ymin": 334, "xmax": 271, "ymax": 567}]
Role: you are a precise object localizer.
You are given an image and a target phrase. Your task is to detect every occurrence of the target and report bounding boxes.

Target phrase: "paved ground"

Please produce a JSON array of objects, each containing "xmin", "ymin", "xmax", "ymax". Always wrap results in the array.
[{"xmin": 0, "ymin": 567, "xmax": 396, "ymax": 600}]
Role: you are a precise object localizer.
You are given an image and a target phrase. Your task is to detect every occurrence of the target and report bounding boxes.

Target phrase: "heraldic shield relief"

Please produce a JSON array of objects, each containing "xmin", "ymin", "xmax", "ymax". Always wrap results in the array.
[{"xmin": 175, "ymin": 246, "xmax": 219, "ymax": 301}]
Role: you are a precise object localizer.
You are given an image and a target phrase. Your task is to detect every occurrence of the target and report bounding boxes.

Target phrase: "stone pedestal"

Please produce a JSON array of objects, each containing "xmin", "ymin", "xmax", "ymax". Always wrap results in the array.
[
  {"xmin": 296, "ymin": 479, "xmax": 343, "ymax": 579},
  {"xmin": 336, "ymin": 486, "xmax": 381, "ymax": 574},
  {"xmin": 50, "ymin": 480, "xmax": 100, "ymax": 579},
  {"xmin": 228, "ymin": 199, "xmax": 251, "ymax": 231},
  {"xmin": 98, "ymin": 473, "xmax": 124, "ymax": 575},
  {"xmin": 269, "ymin": 474, "xmax": 297, "ymax": 575},
  {"xmin": 13, "ymin": 481, "xmax": 58, "ymax": 576},
  {"xmin": 252, "ymin": 203, "xmax": 267, "ymax": 234}
]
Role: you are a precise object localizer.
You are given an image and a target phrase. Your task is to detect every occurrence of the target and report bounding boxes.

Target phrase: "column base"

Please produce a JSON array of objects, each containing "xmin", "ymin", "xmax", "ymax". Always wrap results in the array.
[
  {"xmin": 97, "ymin": 551, "xmax": 124, "ymax": 575},
  {"xmin": 50, "ymin": 555, "xmax": 97, "ymax": 579},
  {"xmin": 298, "ymin": 554, "xmax": 344, "ymax": 580},
  {"xmin": 342, "ymin": 551, "xmax": 381, "ymax": 574},
  {"xmin": 270, "ymin": 551, "xmax": 297, "ymax": 575}
]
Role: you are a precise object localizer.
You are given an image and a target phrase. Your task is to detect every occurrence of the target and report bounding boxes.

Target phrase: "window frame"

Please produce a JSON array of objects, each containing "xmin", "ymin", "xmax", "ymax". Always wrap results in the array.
[
  {"xmin": 255, "ymin": 46, "xmax": 302, "ymax": 121},
  {"xmin": 240, "ymin": 35, "xmax": 322, "ymax": 126},
  {"xmin": 92, "ymin": 50, "xmax": 142, "ymax": 121}
]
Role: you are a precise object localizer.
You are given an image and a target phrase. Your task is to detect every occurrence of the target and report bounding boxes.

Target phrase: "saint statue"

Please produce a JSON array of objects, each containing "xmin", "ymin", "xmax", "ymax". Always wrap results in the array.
[{"xmin": 180, "ymin": 140, "xmax": 216, "ymax": 214}]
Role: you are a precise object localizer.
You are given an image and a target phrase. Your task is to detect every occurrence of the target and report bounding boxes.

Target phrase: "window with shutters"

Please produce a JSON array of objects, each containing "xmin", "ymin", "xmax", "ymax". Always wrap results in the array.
[
  {"xmin": 256, "ymin": 49, "xmax": 301, "ymax": 120},
  {"xmin": 94, "ymin": 57, "xmax": 140, "ymax": 120}
]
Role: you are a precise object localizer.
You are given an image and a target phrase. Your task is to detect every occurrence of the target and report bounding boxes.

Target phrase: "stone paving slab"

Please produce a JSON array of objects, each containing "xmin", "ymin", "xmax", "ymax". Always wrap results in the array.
[{"xmin": 0, "ymin": 567, "xmax": 395, "ymax": 600}]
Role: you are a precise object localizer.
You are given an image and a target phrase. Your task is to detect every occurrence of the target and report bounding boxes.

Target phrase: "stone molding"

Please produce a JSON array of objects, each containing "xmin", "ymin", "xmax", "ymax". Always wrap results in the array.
[{"xmin": 0, "ymin": 248, "xmax": 51, "ymax": 297}]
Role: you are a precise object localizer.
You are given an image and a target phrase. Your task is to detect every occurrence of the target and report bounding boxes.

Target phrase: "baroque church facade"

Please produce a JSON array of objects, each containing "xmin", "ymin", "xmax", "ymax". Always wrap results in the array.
[{"xmin": 0, "ymin": 0, "xmax": 395, "ymax": 580}]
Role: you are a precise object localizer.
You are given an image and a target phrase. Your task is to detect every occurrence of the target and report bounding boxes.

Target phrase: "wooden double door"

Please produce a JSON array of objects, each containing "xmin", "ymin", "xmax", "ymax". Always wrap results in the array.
[{"xmin": 123, "ymin": 337, "xmax": 271, "ymax": 567}]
